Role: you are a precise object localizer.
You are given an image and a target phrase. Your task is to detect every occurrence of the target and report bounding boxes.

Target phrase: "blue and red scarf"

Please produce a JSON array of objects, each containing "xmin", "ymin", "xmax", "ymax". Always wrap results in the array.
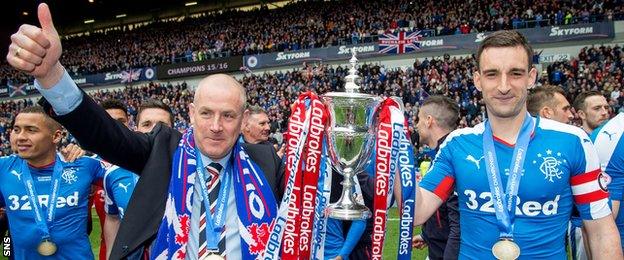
[{"xmin": 151, "ymin": 128, "xmax": 278, "ymax": 259}]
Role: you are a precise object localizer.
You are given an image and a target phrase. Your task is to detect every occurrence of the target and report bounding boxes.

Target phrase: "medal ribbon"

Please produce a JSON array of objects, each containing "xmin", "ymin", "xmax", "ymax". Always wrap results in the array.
[
  {"xmin": 194, "ymin": 148, "xmax": 232, "ymax": 252},
  {"xmin": 20, "ymin": 156, "xmax": 64, "ymax": 242},
  {"xmin": 482, "ymin": 112, "xmax": 534, "ymax": 238}
]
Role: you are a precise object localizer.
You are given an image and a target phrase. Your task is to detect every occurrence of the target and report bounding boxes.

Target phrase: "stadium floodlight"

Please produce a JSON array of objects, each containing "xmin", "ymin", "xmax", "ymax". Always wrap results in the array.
[
  {"xmin": 185, "ymin": 2, "xmax": 197, "ymax": 6},
  {"xmin": 22, "ymin": 12, "xmax": 28, "ymax": 16},
  {"xmin": 116, "ymin": 14, "xmax": 127, "ymax": 18},
  {"xmin": 84, "ymin": 19, "xmax": 95, "ymax": 24}
]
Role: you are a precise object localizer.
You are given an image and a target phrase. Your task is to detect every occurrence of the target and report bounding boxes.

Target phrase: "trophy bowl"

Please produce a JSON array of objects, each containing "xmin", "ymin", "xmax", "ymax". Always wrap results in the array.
[{"xmin": 322, "ymin": 92, "xmax": 380, "ymax": 220}]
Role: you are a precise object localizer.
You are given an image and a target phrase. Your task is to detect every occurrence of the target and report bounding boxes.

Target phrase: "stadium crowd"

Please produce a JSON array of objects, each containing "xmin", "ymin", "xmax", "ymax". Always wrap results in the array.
[
  {"xmin": 1, "ymin": 0, "xmax": 624, "ymax": 84},
  {"xmin": 0, "ymin": 43, "xmax": 622, "ymax": 157}
]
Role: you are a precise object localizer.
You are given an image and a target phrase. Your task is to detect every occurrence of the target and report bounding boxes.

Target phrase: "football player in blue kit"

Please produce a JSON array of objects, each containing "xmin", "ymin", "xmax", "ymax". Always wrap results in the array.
[
  {"xmin": 414, "ymin": 30, "xmax": 622, "ymax": 259},
  {"xmin": 0, "ymin": 106, "xmax": 108, "ymax": 259},
  {"xmin": 102, "ymin": 99, "xmax": 173, "ymax": 259},
  {"xmin": 591, "ymin": 112, "xmax": 624, "ymax": 252}
]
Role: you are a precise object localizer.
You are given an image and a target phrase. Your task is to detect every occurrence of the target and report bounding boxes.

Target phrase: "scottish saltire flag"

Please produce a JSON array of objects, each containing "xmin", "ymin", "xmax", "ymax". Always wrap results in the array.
[
  {"xmin": 121, "ymin": 69, "xmax": 142, "ymax": 83},
  {"xmin": 378, "ymin": 31, "xmax": 422, "ymax": 54},
  {"xmin": 8, "ymin": 82, "xmax": 28, "ymax": 97}
]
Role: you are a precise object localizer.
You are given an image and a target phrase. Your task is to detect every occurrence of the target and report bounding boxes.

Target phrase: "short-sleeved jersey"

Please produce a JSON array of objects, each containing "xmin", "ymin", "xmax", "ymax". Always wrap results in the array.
[
  {"xmin": 591, "ymin": 112, "xmax": 624, "ymax": 248},
  {"xmin": 0, "ymin": 155, "xmax": 105, "ymax": 260},
  {"xmin": 101, "ymin": 161, "xmax": 138, "ymax": 219},
  {"xmin": 421, "ymin": 117, "xmax": 610, "ymax": 259}
]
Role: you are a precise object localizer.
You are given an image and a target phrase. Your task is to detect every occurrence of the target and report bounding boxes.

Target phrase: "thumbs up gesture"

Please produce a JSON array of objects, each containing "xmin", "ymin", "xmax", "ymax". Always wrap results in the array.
[{"xmin": 6, "ymin": 3, "xmax": 63, "ymax": 88}]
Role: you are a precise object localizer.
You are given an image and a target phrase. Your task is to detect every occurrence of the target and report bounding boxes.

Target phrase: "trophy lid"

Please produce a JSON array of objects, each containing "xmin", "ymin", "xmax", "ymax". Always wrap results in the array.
[{"xmin": 344, "ymin": 49, "xmax": 360, "ymax": 93}]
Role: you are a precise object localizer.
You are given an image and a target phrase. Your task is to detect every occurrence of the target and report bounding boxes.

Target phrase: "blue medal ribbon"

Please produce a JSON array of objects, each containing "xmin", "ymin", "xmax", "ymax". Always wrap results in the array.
[
  {"xmin": 195, "ymin": 148, "xmax": 232, "ymax": 252},
  {"xmin": 482, "ymin": 113, "xmax": 535, "ymax": 238},
  {"xmin": 20, "ymin": 156, "xmax": 64, "ymax": 242}
]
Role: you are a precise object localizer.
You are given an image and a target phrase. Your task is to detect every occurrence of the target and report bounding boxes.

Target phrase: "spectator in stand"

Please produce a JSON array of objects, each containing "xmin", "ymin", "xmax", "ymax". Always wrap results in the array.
[{"xmin": 2, "ymin": 0, "xmax": 623, "ymax": 82}]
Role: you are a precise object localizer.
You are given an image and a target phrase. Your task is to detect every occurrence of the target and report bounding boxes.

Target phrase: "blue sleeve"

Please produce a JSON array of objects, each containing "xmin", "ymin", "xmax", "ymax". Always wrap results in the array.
[
  {"xmin": 0, "ymin": 157, "xmax": 10, "ymax": 207},
  {"xmin": 33, "ymin": 68, "xmax": 83, "ymax": 115},
  {"xmin": 338, "ymin": 220, "xmax": 366, "ymax": 259},
  {"xmin": 420, "ymin": 138, "xmax": 456, "ymax": 201},
  {"xmin": 105, "ymin": 169, "xmax": 137, "ymax": 217},
  {"xmin": 104, "ymin": 171, "xmax": 119, "ymax": 215}
]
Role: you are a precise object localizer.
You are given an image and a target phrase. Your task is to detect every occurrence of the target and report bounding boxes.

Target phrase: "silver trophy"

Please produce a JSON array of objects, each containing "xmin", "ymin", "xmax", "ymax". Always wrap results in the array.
[{"xmin": 322, "ymin": 50, "xmax": 380, "ymax": 220}]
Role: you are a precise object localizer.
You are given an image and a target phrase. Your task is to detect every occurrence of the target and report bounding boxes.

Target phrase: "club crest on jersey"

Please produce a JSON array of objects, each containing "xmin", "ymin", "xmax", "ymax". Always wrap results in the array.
[
  {"xmin": 62, "ymin": 167, "xmax": 79, "ymax": 184},
  {"xmin": 532, "ymin": 149, "xmax": 564, "ymax": 182},
  {"xmin": 598, "ymin": 172, "xmax": 611, "ymax": 192}
]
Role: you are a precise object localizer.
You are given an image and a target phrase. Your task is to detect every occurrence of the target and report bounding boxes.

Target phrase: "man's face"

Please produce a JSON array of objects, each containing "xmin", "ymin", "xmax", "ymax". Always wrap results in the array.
[
  {"xmin": 106, "ymin": 108, "xmax": 129, "ymax": 127},
  {"xmin": 137, "ymin": 108, "xmax": 172, "ymax": 133},
  {"xmin": 244, "ymin": 113, "xmax": 270, "ymax": 144},
  {"xmin": 551, "ymin": 93, "xmax": 574, "ymax": 124},
  {"xmin": 416, "ymin": 109, "xmax": 429, "ymax": 144},
  {"xmin": 10, "ymin": 113, "xmax": 60, "ymax": 161},
  {"xmin": 189, "ymin": 83, "xmax": 245, "ymax": 160},
  {"xmin": 474, "ymin": 46, "xmax": 537, "ymax": 119},
  {"xmin": 580, "ymin": 95, "xmax": 610, "ymax": 130}
]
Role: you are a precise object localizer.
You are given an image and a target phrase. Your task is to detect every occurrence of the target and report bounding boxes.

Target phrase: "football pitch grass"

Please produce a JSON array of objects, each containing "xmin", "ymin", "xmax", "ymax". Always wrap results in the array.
[{"xmin": 86, "ymin": 207, "xmax": 428, "ymax": 259}]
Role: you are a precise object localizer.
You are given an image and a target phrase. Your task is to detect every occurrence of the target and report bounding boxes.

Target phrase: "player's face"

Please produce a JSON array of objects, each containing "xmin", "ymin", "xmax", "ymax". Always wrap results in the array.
[
  {"xmin": 106, "ymin": 108, "xmax": 129, "ymax": 128},
  {"xmin": 474, "ymin": 46, "xmax": 537, "ymax": 120},
  {"xmin": 137, "ymin": 108, "xmax": 172, "ymax": 133},
  {"xmin": 551, "ymin": 93, "xmax": 574, "ymax": 124},
  {"xmin": 416, "ymin": 109, "xmax": 429, "ymax": 144},
  {"xmin": 190, "ymin": 84, "xmax": 245, "ymax": 160},
  {"xmin": 244, "ymin": 113, "xmax": 270, "ymax": 143},
  {"xmin": 10, "ymin": 113, "xmax": 61, "ymax": 162},
  {"xmin": 580, "ymin": 95, "xmax": 609, "ymax": 130}
]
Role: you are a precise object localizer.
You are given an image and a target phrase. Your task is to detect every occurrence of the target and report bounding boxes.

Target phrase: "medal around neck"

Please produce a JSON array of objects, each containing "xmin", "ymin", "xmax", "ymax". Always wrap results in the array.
[
  {"xmin": 205, "ymin": 253, "xmax": 225, "ymax": 260},
  {"xmin": 37, "ymin": 239, "xmax": 57, "ymax": 256},
  {"xmin": 492, "ymin": 238, "xmax": 520, "ymax": 260}
]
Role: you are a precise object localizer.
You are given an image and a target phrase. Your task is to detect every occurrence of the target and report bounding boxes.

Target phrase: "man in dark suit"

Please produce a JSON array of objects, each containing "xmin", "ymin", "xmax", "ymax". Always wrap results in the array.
[{"xmin": 6, "ymin": 4, "xmax": 284, "ymax": 259}]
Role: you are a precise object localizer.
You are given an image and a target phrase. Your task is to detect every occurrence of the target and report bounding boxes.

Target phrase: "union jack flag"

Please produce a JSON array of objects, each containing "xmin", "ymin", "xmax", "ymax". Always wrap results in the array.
[
  {"xmin": 121, "ymin": 69, "xmax": 142, "ymax": 83},
  {"xmin": 8, "ymin": 83, "xmax": 28, "ymax": 97},
  {"xmin": 378, "ymin": 31, "xmax": 422, "ymax": 54}
]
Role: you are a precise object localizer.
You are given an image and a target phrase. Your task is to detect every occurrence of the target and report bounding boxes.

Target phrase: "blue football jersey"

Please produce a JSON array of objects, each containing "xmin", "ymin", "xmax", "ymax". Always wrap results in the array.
[
  {"xmin": 421, "ymin": 116, "xmax": 610, "ymax": 259},
  {"xmin": 591, "ymin": 112, "xmax": 624, "ymax": 248},
  {"xmin": 0, "ymin": 155, "xmax": 106, "ymax": 260},
  {"xmin": 101, "ymin": 160, "xmax": 138, "ymax": 219}
]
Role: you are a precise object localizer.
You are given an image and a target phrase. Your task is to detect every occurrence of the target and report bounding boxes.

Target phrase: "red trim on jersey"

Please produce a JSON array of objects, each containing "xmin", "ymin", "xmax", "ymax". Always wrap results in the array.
[
  {"xmin": 28, "ymin": 160, "xmax": 55, "ymax": 169},
  {"xmin": 492, "ymin": 132, "xmax": 536, "ymax": 148},
  {"xmin": 433, "ymin": 176, "xmax": 455, "ymax": 201},
  {"xmin": 493, "ymin": 136, "xmax": 514, "ymax": 147},
  {"xmin": 570, "ymin": 169, "xmax": 601, "ymax": 186},
  {"xmin": 574, "ymin": 190, "xmax": 609, "ymax": 204}
]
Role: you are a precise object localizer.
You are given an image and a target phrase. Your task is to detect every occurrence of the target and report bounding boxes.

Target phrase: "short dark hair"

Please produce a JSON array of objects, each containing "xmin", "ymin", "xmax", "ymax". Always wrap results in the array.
[
  {"xmin": 17, "ymin": 106, "xmax": 62, "ymax": 132},
  {"xmin": 527, "ymin": 85, "xmax": 566, "ymax": 116},
  {"xmin": 101, "ymin": 99, "xmax": 128, "ymax": 116},
  {"xmin": 476, "ymin": 30, "xmax": 533, "ymax": 71},
  {"xmin": 572, "ymin": 90, "xmax": 603, "ymax": 112},
  {"xmin": 137, "ymin": 99, "xmax": 174, "ymax": 126},
  {"xmin": 421, "ymin": 95, "xmax": 460, "ymax": 130}
]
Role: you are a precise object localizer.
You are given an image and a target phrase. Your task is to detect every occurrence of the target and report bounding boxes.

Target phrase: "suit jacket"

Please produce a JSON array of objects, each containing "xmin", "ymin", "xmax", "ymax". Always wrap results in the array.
[{"xmin": 41, "ymin": 93, "xmax": 285, "ymax": 259}]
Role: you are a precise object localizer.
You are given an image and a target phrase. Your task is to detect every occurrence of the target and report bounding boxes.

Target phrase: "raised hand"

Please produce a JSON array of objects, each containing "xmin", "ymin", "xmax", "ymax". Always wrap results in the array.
[{"xmin": 6, "ymin": 3, "xmax": 63, "ymax": 88}]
